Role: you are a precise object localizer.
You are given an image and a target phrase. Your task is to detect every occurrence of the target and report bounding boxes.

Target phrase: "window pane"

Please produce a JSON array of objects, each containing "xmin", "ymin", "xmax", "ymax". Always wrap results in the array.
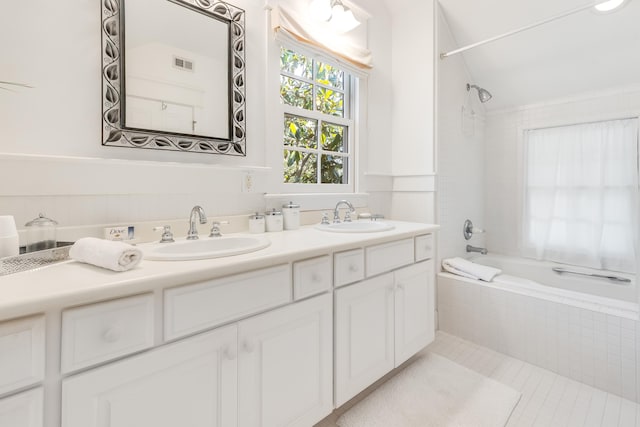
[
  {"xmin": 280, "ymin": 48, "xmax": 312, "ymax": 79},
  {"xmin": 321, "ymin": 122, "xmax": 347, "ymax": 152},
  {"xmin": 280, "ymin": 76, "xmax": 313, "ymax": 110},
  {"xmin": 284, "ymin": 150, "xmax": 318, "ymax": 183},
  {"xmin": 284, "ymin": 115, "xmax": 317, "ymax": 149},
  {"xmin": 316, "ymin": 62, "xmax": 344, "ymax": 89},
  {"xmin": 316, "ymin": 87, "xmax": 344, "ymax": 117},
  {"xmin": 321, "ymin": 154, "xmax": 346, "ymax": 184}
]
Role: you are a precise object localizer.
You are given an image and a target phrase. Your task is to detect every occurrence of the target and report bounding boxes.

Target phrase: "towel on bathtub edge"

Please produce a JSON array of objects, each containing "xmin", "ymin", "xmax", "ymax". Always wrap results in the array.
[{"xmin": 441, "ymin": 257, "xmax": 502, "ymax": 282}]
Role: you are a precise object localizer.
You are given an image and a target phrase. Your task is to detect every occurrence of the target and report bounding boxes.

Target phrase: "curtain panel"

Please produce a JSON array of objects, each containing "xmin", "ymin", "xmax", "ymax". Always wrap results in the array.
[{"xmin": 523, "ymin": 118, "xmax": 639, "ymax": 273}]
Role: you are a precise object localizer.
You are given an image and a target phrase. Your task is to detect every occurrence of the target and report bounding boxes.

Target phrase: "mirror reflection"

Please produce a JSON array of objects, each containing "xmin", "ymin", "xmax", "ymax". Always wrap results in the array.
[{"xmin": 124, "ymin": 0, "xmax": 230, "ymax": 139}]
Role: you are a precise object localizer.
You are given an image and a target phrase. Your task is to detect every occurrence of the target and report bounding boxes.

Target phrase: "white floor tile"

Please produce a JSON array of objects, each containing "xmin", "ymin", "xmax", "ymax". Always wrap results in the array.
[{"xmin": 316, "ymin": 331, "xmax": 640, "ymax": 427}]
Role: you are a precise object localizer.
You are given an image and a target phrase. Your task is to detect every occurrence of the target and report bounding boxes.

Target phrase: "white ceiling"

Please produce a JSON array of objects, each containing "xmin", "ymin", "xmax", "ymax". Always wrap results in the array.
[{"xmin": 437, "ymin": 0, "xmax": 640, "ymax": 110}]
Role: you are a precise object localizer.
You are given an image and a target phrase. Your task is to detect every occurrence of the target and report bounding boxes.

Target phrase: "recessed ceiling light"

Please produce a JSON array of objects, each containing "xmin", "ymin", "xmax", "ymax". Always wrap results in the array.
[{"xmin": 594, "ymin": 0, "xmax": 629, "ymax": 13}]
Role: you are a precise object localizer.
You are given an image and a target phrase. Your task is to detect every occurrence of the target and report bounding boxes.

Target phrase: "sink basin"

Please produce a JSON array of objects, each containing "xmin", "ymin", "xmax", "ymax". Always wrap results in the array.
[
  {"xmin": 315, "ymin": 221, "xmax": 394, "ymax": 233},
  {"xmin": 143, "ymin": 235, "xmax": 270, "ymax": 261}
]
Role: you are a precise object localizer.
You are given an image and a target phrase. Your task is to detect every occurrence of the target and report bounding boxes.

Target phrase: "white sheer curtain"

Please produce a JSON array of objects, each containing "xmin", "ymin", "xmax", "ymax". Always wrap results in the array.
[{"xmin": 523, "ymin": 118, "xmax": 639, "ymax": 273}]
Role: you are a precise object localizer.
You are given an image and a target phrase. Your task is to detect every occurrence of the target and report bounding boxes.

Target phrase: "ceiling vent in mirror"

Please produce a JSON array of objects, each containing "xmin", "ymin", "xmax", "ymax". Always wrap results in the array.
[{"xmin": 174, "ymin": 56, "xmax": 194, "ymax": 71}]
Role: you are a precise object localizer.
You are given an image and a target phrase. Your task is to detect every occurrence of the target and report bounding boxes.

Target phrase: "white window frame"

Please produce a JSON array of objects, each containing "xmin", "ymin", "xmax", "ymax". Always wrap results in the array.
[{"xmin": 277, "ymin": 41, "xmax": 358, "ymax": 194}]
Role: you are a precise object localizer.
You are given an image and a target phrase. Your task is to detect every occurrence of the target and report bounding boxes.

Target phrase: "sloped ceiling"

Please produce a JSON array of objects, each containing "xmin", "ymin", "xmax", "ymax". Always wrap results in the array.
[{"xmin": 437, "ymin": 0, "xmax": 640, "ymax": 110}]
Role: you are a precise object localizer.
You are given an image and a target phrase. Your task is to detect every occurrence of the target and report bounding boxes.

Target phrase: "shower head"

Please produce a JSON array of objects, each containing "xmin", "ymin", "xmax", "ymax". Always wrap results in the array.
[{"xmin": 467, "ymin": 83, "xmax": 492, "ymax": 103}]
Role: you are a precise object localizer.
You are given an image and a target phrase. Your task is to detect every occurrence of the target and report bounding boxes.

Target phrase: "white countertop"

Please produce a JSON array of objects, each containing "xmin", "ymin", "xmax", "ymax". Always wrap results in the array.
[{"xmin": 0, "ymin": 221, "xmax": 438, "ymax": 321}]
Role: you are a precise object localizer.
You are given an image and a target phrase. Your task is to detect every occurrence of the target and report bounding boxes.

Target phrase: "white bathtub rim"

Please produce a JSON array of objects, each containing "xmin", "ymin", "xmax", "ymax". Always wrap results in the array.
[{"xmin": 437, "ymin": 271, "xmax": 639, "ymax": 321}]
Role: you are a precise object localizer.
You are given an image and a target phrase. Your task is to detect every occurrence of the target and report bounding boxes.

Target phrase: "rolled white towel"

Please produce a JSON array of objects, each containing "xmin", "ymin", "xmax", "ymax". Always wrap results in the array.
[
  {"xmin": 442, "ymin": 257, "xmax": 501, "ymax": 282},
  {"xmin": 70, "ymin": 237, "xmax": 142, "ymax": 272}
]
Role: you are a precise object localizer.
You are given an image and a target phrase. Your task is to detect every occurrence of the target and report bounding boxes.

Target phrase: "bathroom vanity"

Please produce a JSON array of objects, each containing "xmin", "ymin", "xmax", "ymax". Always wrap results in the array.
[{"xmin": 0, "ymin": 221, "xmax": 437, "ymax": 427}]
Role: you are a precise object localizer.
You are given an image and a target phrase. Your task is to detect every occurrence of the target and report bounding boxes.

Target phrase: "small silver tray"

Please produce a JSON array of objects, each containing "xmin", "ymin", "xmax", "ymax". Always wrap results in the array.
[{"xmin": 0, "ymin": 244, "xmax": 73, "ymax": 276}]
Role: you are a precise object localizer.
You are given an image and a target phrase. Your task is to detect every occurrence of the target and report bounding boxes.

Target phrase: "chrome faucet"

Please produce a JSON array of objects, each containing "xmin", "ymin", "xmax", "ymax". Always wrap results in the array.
[
  {"xmin": 466, "ymin": 245, "xmax": 488, "ymax": 255},
  {"xmin": 333, "ymin": 200, "xmax": 355, "ymax": 223},
  {"xmin": 187, "ymin": 206, "xmax": 207, "ymax": 240}
]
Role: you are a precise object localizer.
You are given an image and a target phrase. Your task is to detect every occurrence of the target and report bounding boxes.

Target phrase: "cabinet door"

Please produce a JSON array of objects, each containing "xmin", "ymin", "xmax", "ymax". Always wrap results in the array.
[
  {"xmin": 62, "ymin": 325, "xmax": 238, "ymax": 427},
  {"xmin": 0, "ymin": 388, "xmax": 43, "ymax": 427},
  {"xmin": 334, "ymin": 273, "xmax": 395, "ymax": 407},
  {"xmin": 238, "ymin": 293, "xmax": 332, "ymax": 427},
  {"xmin": 394, "ymin": 260, "xmax": 435, "ymax": 366}
]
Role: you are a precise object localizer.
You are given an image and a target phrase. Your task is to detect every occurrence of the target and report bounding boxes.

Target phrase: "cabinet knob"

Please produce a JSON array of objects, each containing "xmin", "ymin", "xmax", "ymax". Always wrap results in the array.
[
  {"xmin": 397, "ymin": 283, "xmax": 405, "ymax": 291},
  {"xmin": 102, "ymin": 327, "xmax": 120, "ymax": 343},
  {"xmin": 311, "ymin": 273, "xmax": 322, "ymax": 282},
  {"xmin": 348, "ymin": 264, "xmax": 359, "ymax": 273},
  {"xmin": 224, "ymin": 346, "xmax": 237, "ymax": 361},
  {"xmin": 243, "ymin": 340, "xmax": 255, "ymax": 353}
]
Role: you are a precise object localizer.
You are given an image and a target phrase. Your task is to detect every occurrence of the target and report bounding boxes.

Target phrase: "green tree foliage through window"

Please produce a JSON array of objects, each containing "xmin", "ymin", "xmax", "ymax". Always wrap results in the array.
[{"xmin": 280, "ymin": 47, "xmax": 352, "ymax": 185}]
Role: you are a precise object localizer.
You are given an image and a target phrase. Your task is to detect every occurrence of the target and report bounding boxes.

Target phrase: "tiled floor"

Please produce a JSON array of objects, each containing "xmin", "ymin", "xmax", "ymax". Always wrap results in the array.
[{"xmin": 318, "ymin": 331, "xmax": 640, "ymax": 426}]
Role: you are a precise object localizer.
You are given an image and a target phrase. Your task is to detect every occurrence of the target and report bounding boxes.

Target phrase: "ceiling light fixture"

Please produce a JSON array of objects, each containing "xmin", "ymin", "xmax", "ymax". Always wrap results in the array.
[
  {"xmin": 594, "ymin": 0, "xmax": 629, "ymax": 12},
  {"xmin": 309, "ymin": 0, "xmax": 360, "ymax": 33}
]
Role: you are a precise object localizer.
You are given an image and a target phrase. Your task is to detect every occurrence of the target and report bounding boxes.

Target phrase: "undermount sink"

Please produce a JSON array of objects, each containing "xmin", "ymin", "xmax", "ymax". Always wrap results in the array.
[
  {"xmin": 143, "ymin": 235, "xmax": 270, "ymax": 261},
  {"xmin": 315, "ymin": 221, "xmax": 395, "ymax": 233}
]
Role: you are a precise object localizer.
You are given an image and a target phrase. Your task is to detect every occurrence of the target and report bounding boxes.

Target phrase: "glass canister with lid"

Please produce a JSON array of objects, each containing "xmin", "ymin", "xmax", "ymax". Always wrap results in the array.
[{"xmin": 25, "ymin": 213, "xmax": 58, "ymax": 252}]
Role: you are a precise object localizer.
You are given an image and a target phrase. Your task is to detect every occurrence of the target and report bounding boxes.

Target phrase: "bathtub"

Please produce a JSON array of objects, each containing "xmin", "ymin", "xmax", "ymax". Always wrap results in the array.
[
  {"xmin": 471, "ymin": 255, "xmax": 637, "ymax": 305},
  {"xmin": 437, "ymin": 254, "xmax": 640, "ymax": 402}
]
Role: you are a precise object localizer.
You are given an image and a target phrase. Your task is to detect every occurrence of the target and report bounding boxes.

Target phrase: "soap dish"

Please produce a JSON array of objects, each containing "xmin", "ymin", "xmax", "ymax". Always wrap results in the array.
[{"xmin": 0, "ymin": 242, "xmax": 73, "ymax": 276}]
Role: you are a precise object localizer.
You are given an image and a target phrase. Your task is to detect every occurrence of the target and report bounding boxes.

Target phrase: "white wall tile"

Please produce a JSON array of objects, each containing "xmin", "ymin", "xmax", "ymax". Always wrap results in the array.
[{"xmin": 438, "ymin": 275, "xmax": 640, "ymax": 403}]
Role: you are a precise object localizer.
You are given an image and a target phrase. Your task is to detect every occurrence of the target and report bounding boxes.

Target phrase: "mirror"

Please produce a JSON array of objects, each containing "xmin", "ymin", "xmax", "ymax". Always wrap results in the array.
[{"xmin": 101, "ymin": 0, "xmax": 246, "ymax": 155}]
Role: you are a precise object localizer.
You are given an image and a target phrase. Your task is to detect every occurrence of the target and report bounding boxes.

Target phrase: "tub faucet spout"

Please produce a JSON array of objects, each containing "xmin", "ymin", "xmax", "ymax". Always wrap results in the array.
[{"xmin": 466, "ymin": 244, "xmax": 488, "ymax": 255}]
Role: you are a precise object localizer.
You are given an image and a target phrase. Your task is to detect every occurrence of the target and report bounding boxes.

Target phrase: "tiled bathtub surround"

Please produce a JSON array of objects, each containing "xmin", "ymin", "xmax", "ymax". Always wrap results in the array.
[{"xmin": 438, "ymin": 274, "xmax": 640, "ymax": 403}]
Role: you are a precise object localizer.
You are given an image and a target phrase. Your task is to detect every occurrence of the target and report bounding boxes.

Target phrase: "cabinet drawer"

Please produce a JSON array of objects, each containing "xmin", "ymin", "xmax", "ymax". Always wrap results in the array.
[
  {"xmin": 61, "ymin": 294, "xmax": 154, "ymax": 374},
  {"xmin": 415, "ymin": 234, "xmax": 434, "ymax": 262},
  {"xmin": 365, "ymin": 238, "xmax": 414, "ymax": 277},
  {"xmin": 293, "ymin": 256, "xmax": 331, "ymax": 300},
  {"xmin": 334, "ymin": 249, "xmax": 364, "ymax": 288},
  {"xmin": 165, "ymin": 265, "xmax": 291, "ymax": 341},
  {"xmin": 0, "ymin": 315, "xmax": 45, "ymax": 396},
  {"xmin": 0, "ymin": 387, "xmax": 43, "ymax": 427}
]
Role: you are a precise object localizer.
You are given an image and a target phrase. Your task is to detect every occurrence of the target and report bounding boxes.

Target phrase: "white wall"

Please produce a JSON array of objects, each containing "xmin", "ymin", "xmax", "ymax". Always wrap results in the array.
[
  {"xmin": 385, "ymin": 0, "xmax": 437, "ymax": 224},
  {"xmin": 436, "ymin": 7, "xmax": 486, "ymax": 261},
  {"xmin": 0, "ymin": 0, "xmax": 398, "ymax": 233},
  {"xmin": 484, "ymin": 86, "xmax": 640, "ymax": 256}
]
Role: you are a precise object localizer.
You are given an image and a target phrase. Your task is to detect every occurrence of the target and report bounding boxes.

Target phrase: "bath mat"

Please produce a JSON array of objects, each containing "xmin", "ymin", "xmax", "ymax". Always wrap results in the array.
[{"xmin": 336, "ymin": 352, "xmax": 521, "ymax": 427}]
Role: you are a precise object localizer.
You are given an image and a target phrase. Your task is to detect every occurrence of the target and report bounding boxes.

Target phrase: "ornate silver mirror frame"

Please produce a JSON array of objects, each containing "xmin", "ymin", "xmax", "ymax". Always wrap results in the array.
[{"xmin": 101, "ymin": 0, "xmax": 246, "ymax": 155}]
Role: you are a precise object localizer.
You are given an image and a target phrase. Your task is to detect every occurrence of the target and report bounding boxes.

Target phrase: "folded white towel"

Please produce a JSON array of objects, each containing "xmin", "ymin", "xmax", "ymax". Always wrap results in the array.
[
  {"xmin": 442, "ymin": 257, "xmax": 502, "ymax": 282},
  {"xmin": 70, "ymin": 237, "xmax": 142, "ymax": 272}
]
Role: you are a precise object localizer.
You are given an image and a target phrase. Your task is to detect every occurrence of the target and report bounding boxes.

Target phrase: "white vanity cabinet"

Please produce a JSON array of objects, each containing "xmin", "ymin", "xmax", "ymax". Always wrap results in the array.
[
  {"xmin": 0, "ymin": 315, "xmax": 45, "ymax": 396},
  {"xmin": 394, "ymin": 260, "xmax": 435, "ymax": 365},
  {"xmin": 238, "ymin": 293, "xmax": 333, "ymax": 427},
  {"xmin": 335, "ymin": 237, "xmax": 435, "ymax": 406},
  {"xmin": 4, "ymin": 225, "xmax": 437, "ymax": 427},
  {"xmin": 334, "ymin": 274, "xmax": 396, "ymax": 406},
  {"xmin": 0, "ymin": 388, "xmax": 43, "ymax": 427},
  {"xmin": 61, "ymin": 325, "xmax": 238, "ymax": 427}
]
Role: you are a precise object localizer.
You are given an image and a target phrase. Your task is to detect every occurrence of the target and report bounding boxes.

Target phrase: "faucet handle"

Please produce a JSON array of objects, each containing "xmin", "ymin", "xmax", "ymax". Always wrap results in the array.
[
  {"xmin": 209, "ymin": 220, "xmax": 229, "ymax": 238},
  {"xmin": 344, "ymin": 210, "xmax": 353, "ymax": 223},
  {"xmin": 153, "ymin": 225, "xmax": 175, "ymax": 243}
]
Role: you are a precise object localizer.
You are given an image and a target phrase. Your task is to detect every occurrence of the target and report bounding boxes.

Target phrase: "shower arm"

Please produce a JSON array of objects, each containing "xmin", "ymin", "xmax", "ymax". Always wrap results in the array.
[{"xmin": 440, "ymin": 1, "xmax": 607, "ymax": 59}]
